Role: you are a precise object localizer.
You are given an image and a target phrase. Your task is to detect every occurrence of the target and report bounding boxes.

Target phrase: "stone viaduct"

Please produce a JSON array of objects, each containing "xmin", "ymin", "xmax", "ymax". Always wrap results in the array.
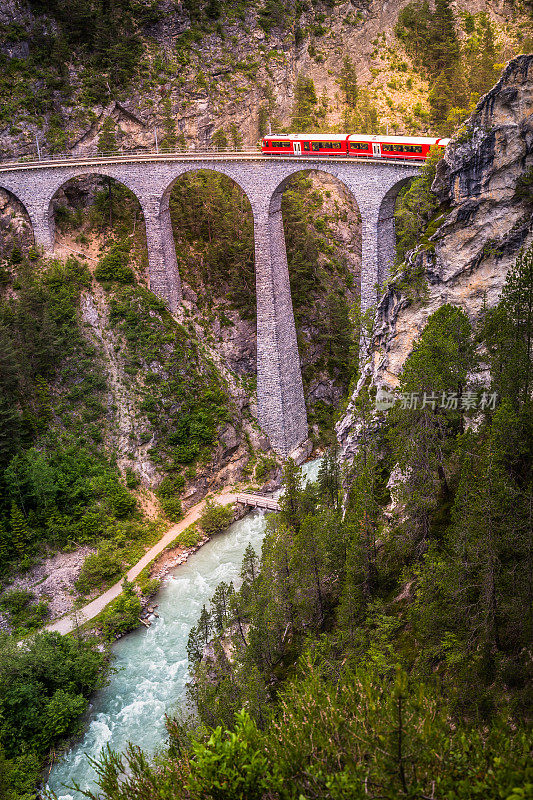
[{"xmin": 0, "ymin": 153, "xmax": 419, "ymax": 456}]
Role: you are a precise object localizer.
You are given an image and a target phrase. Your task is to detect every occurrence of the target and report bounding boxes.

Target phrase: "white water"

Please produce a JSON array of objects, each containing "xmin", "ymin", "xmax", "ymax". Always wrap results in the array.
[{"xmin": 48, "ymin": 459, "xmax": 321, "ymax": 798}]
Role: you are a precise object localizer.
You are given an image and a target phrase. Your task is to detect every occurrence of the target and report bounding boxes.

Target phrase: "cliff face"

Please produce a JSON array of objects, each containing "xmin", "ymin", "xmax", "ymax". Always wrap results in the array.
[
  {"xmin": 0, "ymin": 0, "xmax": 522, "ymax": 158},
  {"xmin": 337, "ymin": 54, "xmax": 533, "ymax": 460}
]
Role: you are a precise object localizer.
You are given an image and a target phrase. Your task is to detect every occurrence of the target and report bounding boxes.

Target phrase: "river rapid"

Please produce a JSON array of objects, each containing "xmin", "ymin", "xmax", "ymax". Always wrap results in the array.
[{"xmin": 48, "ymin": 459, "xmax": 321, "ymax": 798}]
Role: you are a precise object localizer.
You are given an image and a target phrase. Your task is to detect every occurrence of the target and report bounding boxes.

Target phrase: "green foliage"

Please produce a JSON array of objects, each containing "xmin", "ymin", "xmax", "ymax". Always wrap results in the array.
[
  {"xmin": 387, "ymin": 304, "xmax": 475, "ymax": 549},
  {"xmin": 0, "ymin": 254, "xmax": 146, "ymax": 579},
  {"xmin": 0, "ymin": 589, "xmax": 49, "ymax": 636},
  {"xmin": 281, "ymin": 175, "xmax": 357, "ymax": 395},
  {"xmin": 258, "ymin": 0, "xmax": 288, "ymax": 34},
  {"xmin": 338, "ymin": 55, "xmax": 358, "ymax": 108},
  {"xmin": 98, "ymin": 580, "xmax": 142, "ymax": 641},
  {"xmin": 84, "ymin": 252, "xmax": 533, "ymax": 791},
  {"xmin": 394, "ymin": 146, "xmax": 445, "ymax": 265},
  {"xmin": 198, "ymin": 500, "xmax": 234, "ymax": 536},
  {"xmin": 181, "ymin": 250, "xmax": 532, "ymax": 799},
  {"xmin": 290, "ymin": 74, "xmax": 319, "ymax": 130},
  {"xmin": 187, "ymin": 710, "xmax": 276, "ymax": 800},
  {"xmin": 395, "ymin": 2, "xmax": 503, "ymax": 128},
  {"xmin": 211, "ymin": 129, "xmax": 228, "ymax": 150},
  {"xmin": 97, "ymin": 117, "xmax": 118, "ymax": 154},
  {"xmin": 94, "ymin": 240, "xmax": 135, "ymax": 284},
  {"xmin": 108, "ymin": 283, "xmax": 231, "ymax": 477},
  {"xmin": 0, "ymin": 631, "xmax": 105, "ymax": 792},
  {"xmin": 168, "ymin": 171, "xmax": 255, "ymax": 317},
  {"xmin": 176, "ymin": 524, "xmax": 202, "ymax": 548},
  {"xmin": 76, "ymin": 545, "xmax": 122, "ymax": 594}
]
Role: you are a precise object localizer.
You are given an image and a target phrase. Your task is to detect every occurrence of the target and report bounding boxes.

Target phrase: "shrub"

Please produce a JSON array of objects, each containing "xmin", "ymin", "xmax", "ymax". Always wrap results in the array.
[
  {"xmin": 99, "ymin": 581, "xmax": 142, "ymax": 641},
  {"xmin": 160, "ymin": 495, "xmax": 183, "ymax": 521},
  {"xmin": 177, "ymin": 524, "xmax": 202, "ymax": 548},
  {"xmin": 76, "ymin": 547, "xmax": 122, "ymax": 594},
  {"xmin": 138, "ymin": 577, "xmax": 161, "ymax": 597},
  {"xmin": 198, "ymin": 499, "xmax": 234, "ymax": 536},
  {"xmin": 94, "ymin": 241, "xmax": 135, "ymax": 284},
  {"xmin": 125, "ymin": 468, "xmax": 141, "ymax": 489},
  {"xmin": 0, "ymin": 589, "xmax": 49, "ymax": 634},
  {"xmin": 158, "ymin": 474, "xmax": 186, "ymax": 497},
  {"xmin": 187, "ymin": 711, "xmax": 276, "ymax": 800}
]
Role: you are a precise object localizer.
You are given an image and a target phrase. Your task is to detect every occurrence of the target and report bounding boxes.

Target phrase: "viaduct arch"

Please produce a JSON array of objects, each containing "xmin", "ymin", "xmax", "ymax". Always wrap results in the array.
[{"xmin": 0, "ymin": 155, "xmax": 419, "ymax": 455}]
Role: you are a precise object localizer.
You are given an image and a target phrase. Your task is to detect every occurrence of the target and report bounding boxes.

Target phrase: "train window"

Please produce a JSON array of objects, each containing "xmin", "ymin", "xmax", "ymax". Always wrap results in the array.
[
  {"xmin": 350, "ymin": 142, "xmax": 369, "ymax": 150},
  {"xmin": 382, "ymin": 145, "xmax": 394, "ymax": 152},
  {"xmin": 303, "ymin": 141, "xmax": 310, "ymax": 151},
  {"xmin": 333, "ymin": 143, "xmax": 342, "ymax": 149},
  {"xmin": 263, "ymin": 140, "xmax": 269, "ymax": 147},
  {"xmin": 393, "ymin": 145, "xmax": 405, "ymax": 152},
  {"xmin": 414, "ymin": 145, "xmax": 422, "ymax": 153},
  {"xmin": 312, "ymin": 141, "xmax": 320, "ymax": 151}
]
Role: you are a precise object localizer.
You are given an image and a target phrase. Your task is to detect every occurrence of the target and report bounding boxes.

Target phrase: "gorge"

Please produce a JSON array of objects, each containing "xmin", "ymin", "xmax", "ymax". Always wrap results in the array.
[{"xmin": 0, "ymin": 1, "xmax": 532, "ymax": 797}]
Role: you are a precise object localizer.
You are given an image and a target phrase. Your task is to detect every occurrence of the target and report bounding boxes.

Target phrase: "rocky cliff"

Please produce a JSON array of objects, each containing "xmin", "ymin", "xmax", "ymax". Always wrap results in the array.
[
  {"xmin": 337, "ymin": 53, "xmax": 533, "ymax": 460},
  {"xmin": 0, "ymin": 0, "xmax": 525, "ymax": 158}
]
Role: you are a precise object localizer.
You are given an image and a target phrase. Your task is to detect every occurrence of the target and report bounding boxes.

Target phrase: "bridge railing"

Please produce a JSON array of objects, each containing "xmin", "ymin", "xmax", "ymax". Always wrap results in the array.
[
  {"xmin": 0, "ymin": 146, "xmax": 423, "ymax": 168},
  {"xmin": 0, "ymin": 145, "xmax": 262, "ymax": 166}
]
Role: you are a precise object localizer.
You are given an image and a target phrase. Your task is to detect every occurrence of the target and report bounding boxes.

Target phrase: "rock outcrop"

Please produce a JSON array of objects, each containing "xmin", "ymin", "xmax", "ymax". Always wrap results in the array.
[{"xmin": 337, "ymin": 54, "xmax": 533, "ymax": 460}]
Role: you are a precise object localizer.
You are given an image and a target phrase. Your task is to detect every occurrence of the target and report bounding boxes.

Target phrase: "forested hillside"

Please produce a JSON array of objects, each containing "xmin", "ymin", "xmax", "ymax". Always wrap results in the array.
[{"xmin": 72, "ymin": 240, "xmax": 533, "ymax": 800}]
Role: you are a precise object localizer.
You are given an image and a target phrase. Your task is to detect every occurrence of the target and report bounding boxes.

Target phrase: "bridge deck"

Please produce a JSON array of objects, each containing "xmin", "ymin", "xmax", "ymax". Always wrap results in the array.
[
  {"xmin": 236, "ymin": 492, "xmax": 281, "ymax": 511},
  {"xmin": 0, "ymin": 150, "xmax": 421, "ymax": 172}
]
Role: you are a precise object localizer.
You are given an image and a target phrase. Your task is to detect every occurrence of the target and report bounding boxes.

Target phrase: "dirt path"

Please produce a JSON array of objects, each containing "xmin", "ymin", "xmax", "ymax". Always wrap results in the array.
[{"xmin": 46, "ymin": 491, "xmax": 238, "ymax": 636}]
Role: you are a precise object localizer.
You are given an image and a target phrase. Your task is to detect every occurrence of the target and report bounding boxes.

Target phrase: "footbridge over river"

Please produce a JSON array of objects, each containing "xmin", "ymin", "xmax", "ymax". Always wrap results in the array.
[{"xmin": 0, "ymin": 150, "xmax": 419, "ymax": 455}]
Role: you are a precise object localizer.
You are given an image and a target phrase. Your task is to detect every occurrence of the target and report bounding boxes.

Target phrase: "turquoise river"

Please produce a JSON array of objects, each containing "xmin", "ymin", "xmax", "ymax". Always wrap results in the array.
[{"xmin": 47, "ymin": 459, "xmax": 321, "ymax": 798}]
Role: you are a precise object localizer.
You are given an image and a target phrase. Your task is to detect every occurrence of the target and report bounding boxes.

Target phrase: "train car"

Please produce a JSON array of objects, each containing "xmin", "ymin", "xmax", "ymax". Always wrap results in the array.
[
  {"xmin": 261, "ymin": 133, "xmax": 350, "ymax": 155},
  {"xmin": 261, "ymin": 133, "xmax": 449, "ymax": 159},
  {"xmin": 348, "ymin": 134, "xmax": 449, "ymax": 160}
]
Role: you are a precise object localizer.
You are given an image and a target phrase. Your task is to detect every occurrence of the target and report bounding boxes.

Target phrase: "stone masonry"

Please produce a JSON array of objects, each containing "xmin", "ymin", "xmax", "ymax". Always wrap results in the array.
[{"xmin": 0, "ymin": 155, "xmax": 419, "ymax": 455}]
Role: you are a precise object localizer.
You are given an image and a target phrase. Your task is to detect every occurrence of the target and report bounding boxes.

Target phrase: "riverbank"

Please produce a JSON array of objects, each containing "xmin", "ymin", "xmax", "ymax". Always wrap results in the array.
[{"xmin": 46, "ymin": 490, "xmax": 239, "ymax": 636}]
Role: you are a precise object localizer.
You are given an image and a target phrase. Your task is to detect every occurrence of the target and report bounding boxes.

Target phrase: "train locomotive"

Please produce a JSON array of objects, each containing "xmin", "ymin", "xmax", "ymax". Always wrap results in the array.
[{"xmin": 261, "ymin": 133, "xmax": 449, "ymax": 160}]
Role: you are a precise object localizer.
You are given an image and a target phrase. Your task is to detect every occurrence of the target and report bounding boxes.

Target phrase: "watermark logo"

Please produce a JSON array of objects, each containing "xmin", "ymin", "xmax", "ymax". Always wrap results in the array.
[
  {"xmin": 375, "ymin": 388, "xmax": 396, "ymax": 411},
  {"xmin": 375, "ymin": 390, "xmax": 498, "ymax": 412}
]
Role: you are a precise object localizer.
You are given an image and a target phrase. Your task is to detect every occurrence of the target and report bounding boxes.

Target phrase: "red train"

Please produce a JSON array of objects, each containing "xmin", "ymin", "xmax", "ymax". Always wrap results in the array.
[{"xmin": 261, "ymin": 133, "xmax": 449, "ymax": 160}]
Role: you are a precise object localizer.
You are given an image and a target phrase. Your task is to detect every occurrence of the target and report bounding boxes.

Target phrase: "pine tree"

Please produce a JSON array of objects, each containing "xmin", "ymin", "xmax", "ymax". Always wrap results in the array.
[
  {"xmin": 9, "ymin": 503, "xmax": 28, "ymax": 556},
  {"xmin": 239, "ymin": 544, "xmax": 259, "ymax": 608},
  {"xmin": 161, "ymin": 96, "xmax": 177, "ymax": 151},
  {"xmin": 338, "ymin": 56, "xmax": 358, "ymax": 109},
  {"xmin": 429, "ymin": 70, "xmax": 456, "ymax": 125},
  {"xmin": 290, "ymin": 514, "xmax": 328, "ymax": 626},
  {"xmin": 279, "ymin": 459, "xmax": 305, "ymax": 533},
  {"xmin": 430, "ymin": 0, "xmax": 460, "ymax": 76},
  {"xmin": 317, "ymin": 447, "xmax": 341, "ymax": 511},
  {"xmin": 291, "ymin": 75, "xmax": 318, "ymax": 131},
  {"xmin": 387, "ymin": 305, "xmax": 475, "ymax": 550},
  {"xmin": 229, "ymin": 123, "xmax": 243, "ymax": 149},
  {"xmin": 211, "ymin": 129, "xmax": 228, "ymax": 150},
  {"xmin": 0, "ymin": 520, "xmax": 12, "ymax": 573},
  {"xmin": 211, "ymin": 582, "xmax": 231, "ymax": 633},
  {"xmin": 483, "ymin": 243, "xmax": 533, "ymax": 411},
  {"xmin": 97, "ymin": 116, "xmax": 118, "ymax": 154},
  {"xmin": 447, "ymin": 404, "xmax": 526, "ymax": 662}
]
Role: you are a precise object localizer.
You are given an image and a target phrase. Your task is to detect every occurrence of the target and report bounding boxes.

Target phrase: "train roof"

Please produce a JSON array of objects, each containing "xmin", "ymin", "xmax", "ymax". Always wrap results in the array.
[
  {"xmin": 349, "ymin": 134, "xmax": 440, "ymax": 144},
  {"xmin": 265, "ymin": 133, "xmax": 349, "ymax": 140},
  {"xmin": 265, "ymin": 133, "xmax": 442, "ymax": 144}
]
